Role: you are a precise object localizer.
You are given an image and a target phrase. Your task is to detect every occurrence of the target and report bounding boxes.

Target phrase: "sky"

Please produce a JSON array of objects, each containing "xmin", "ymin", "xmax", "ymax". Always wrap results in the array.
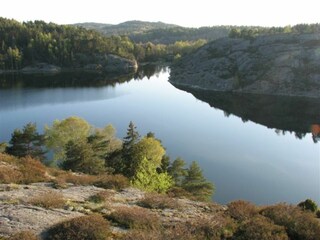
[{"xmin": 0, "ymin": 0, "xmax": 319, "ymax": 27}]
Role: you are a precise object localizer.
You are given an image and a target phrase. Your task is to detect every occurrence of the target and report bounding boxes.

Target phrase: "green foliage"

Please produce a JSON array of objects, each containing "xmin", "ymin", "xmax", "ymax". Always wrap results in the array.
[
  {"xmin": 45, "ymin": 116, "xmax": 91, "ymax": 163},
  {"xmin": 182, "ymin": 161, "xmax": 215, "ymax": 201},
  {"xmin": 131, "ymin": 136, "xmax": 165, "ymax": 175},
  {"xmin": 298, "ymin": 199, "xmax": 318, "ymax": 213},
  {"xmin": 6, "ymin": 123, "xmax": 46, "ymax": 161},
  {"xmin": 0, "ymin": 142, "xmax": 8, "ymax": 153},
  {"xmin": 131, "ymin": 157, "xmax": 173, "ymax": 193},
  {"xmin": 46, "ymin": 214, "xmax": 111, "ymax": 240},
  {"xmin": 62, "ymin": 140, "xmax": 105, "ymax": 175},
  {"xmin": 0, "ymin": 18, "xmax": 136, "ymax": 70},
  {"xmin": 168, "ymin": 157, "xmax": 187, "ymax": 186}
]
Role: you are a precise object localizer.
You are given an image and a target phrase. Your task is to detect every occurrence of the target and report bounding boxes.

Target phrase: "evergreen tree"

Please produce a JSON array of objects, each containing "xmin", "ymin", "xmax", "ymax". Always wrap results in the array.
[
  {"xmin": 168, "ymin": 157, "xmax": 187, "ymax": 186},
  {"xmin": 120, "ymin": 121, "xmax": 140, "ymax": 176},
  {"xmin": 182, "ymin": 161, "xmax": 215, "ymax": 201},
  {"xmin": 158, "ymin": 154, "xmax": 170, "ymax": 173},
  {"xmin": 62, "ymin": 140, "xmax": 105, "ymax": 175},
  {"xmin": 6, "ymin": 123, "xmax": 46, "ymax": 161}
]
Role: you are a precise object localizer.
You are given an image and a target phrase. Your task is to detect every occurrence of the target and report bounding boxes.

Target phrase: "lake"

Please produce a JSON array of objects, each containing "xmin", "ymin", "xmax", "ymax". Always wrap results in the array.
[{"xmin": 0, "ymin": 65, "xmax": 319, "ymax": 205}]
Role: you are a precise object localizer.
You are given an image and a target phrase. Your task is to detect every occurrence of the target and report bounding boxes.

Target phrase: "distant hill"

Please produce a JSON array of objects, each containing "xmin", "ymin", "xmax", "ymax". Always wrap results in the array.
[
  {"xmin": 74, "ymin": 20, "xmax": 179, "ymax": 36},
  {"xmin": 74, "ymin": 21, "xmax": 231, "ymax": 44}
]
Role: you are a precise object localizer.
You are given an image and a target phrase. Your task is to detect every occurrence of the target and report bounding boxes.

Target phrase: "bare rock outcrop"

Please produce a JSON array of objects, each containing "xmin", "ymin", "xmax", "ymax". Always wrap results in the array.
[{"xmin": 170, "ymin": 33, "xmax": 320, "ymax": 98}]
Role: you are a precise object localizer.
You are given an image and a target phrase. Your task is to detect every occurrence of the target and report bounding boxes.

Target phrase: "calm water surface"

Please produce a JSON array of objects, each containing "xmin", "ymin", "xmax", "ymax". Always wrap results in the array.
[{"xmin": 0, "ymin": 66, "xmax": 319, "ymax": 205}]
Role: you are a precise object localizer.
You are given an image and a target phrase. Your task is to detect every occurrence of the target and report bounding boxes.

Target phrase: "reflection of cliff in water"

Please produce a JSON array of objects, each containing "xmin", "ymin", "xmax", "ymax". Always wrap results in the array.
[
  {"xmin": 0, "ymin": 64, "xmax": 165, "ymax": 89},
  {"xmin": 174, "ymin": 85, "xmax": 320, "ymax": 142}
]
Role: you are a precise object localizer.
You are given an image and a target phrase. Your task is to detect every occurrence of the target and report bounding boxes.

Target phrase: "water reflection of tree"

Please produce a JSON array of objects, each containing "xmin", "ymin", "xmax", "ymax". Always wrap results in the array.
[
  {"xmin": 173, "ymin": 85, "xmax": 320, "ymax": 143},
  {"xmin": 0, "ymin": 65, "xmax": 168, "ymax": 89}
]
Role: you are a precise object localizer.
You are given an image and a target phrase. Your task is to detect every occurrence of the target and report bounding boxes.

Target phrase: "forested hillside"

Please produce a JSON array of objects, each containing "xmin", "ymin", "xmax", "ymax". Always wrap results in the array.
[{"xmin": 0, "ymin": 18, "xmax": 136, "ymax": 70}]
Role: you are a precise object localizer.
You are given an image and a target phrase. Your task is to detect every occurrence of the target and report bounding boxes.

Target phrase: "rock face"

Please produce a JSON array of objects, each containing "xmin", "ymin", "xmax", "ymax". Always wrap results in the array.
[
  {"xmin": 84, "ymin": 54, "xmax": 138, "ymax": 73},
  {"xmin": 21, "ymin": 63, "xmax": 61, "ymax": 74},
  {"xmin": 170, "ymin": 33, "xmax": 320, "ymax": 98}
]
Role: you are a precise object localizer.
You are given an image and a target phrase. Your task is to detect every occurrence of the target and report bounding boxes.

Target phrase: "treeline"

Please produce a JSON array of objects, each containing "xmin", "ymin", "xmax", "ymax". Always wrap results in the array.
[
  {"xmin": 229, "ymin": 23, "xmax": 320, "ymax": 39},
  {"xmin": 0, "ymin": 117, "xmax": 214, "ymax": 201},
  {"xmin": 0, "ymin": 18, "xmax": 137, "ymax": 70},
  {"xmin": 0, "ymin": 18, "xmax": 208, "ymax": 70},
  {"xmin": 130, "ymin": 26, "xmax": 230, "ymax": 44}
]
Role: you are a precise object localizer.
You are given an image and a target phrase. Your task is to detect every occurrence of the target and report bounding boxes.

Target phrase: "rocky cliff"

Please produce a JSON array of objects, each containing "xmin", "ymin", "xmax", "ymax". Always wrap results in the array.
[{"xmin": 170, "ymin": 33, "xmax": 320, "ymax": 98}]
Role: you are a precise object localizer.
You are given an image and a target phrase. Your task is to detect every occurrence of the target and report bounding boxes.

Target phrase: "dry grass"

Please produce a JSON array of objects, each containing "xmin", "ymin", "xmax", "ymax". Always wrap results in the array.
[
  {"xmin": 139, "ymin": 192, "xmax": 181, "ymax": 209},
  {"xmin": 7, "ymin": 231, "xmax": 39, "ymax": 240},
  {"xmin": 28, "ymin": 191, "xmax": 65, "ymax": 209},
  {"xmin": 46, "ymin": 214, "xmax": 111, "ymax": 240},
  {"xmin": 109, "ymin": 206, "xmax": 160, "ymax": 230}
]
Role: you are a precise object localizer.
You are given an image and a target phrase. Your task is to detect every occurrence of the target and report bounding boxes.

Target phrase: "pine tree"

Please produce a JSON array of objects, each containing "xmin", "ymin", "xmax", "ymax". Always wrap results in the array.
[
  {"xmin": 120, "ymin": 121, "xmax": 140, "ymax": 176},
  {"xmin": 62, "ymin": 140, "xmax": 105, "ymax": 175},
  {"xmin": 6, "ymin": 123, "xmax": 46, "ymax": 161},
  {"xmin": 182, "ymin": 161, "xmax": 215, "ymax": 201},
  {"xmin": 168, "ymin": 157, "xmax": 187, "ymax": 186}
]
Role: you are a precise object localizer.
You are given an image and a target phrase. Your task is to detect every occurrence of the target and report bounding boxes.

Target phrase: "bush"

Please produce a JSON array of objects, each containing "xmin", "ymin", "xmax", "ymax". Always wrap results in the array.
[
  {"xmin": 88, "ymin": 191, "xmax": 113, "ymax": 203},
  {"xmin": 18, "ymin": 156, "xmax": 47, "ymax": 183},
  {"xmin": 109, "ymin": 206, "xmax": 160, "ymax": 230},
  {"xmin": 0, "ymin": 154, "xmax": 47, "ymax": 184},
  {"xmin": 94, "ymin": 174, "xmax": 129, "ymax": 190},
  {"xmin": 227, "ymin": 200, "xmax": 259, "ymax": 221},
  {"xmin": 28, "ymin": 191, "xmax": 65, "ymax": 209},
  {"xmin": 167, "ymin": 186, "xmax": 193, "ymax": 199},
  {"xmin": 298, "ymin": 199, "xmax": 318, "ymax": 213},
  {"xmin": 233, "ymin": 216, "xmax": 288, "ymax": 240},
  {"xmin": 188, "ymin": 215, "xmax": 236, "ymax": 240},
  {"xmin": 46, "ymin": 214, "xmax": 111, "ymax": 240},
  {"xmin": 7, "ymin": 231, "xmax": 39, "ymax": 240},
  {"xmin": 261, "ymin": 203, "xmax": 320, "ymax": 240},
  {"xmin": 139, "ymin": 193, "xmax": 180, "ymax": 209},
  {"xmin": 53, "ymin": 172, "xmax": 98, "ymax": 187},
  {"xmin": 317, "ymin": 210, "xmax": 320, "ymax": 218}
]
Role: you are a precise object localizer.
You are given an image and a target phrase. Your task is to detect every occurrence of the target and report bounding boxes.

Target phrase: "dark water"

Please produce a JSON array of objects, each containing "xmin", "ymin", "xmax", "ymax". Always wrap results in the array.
[{"xmin": 0, "ymin": 66, "xmax": 319, "ymax": 205}]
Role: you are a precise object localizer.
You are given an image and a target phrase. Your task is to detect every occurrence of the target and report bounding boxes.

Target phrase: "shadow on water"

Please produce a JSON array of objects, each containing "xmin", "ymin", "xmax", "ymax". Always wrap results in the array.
[
  {"xmin": 0, "ymin": 65, "xmax": 165, "ymax": 111},
  {"xmin": 173, "ymin": 85, "xmax": 320, "ymax": 143}
]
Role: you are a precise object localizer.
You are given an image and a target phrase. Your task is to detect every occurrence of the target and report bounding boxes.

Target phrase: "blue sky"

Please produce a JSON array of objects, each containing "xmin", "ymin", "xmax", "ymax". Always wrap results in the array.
[{"xmin": 1, "ymin": 0, "xmax": 319, "ymax": 27}]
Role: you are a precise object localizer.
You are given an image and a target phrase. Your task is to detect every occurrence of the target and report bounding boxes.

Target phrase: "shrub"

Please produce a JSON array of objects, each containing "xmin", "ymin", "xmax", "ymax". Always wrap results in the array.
[
  {"xmin": 317, "ymin": 210, "xmax": 320, "ymax": 218},
  {"xmin": 261, "ymin": 203, "xmax": 320, "ymax": 240},
  {"xmin": 88, "ymin": 191, "xmax": 113, "ymax": 203},
  {"xmin": 7, "ymin": 231, "xmax": 39, "ymax": 240},
  {"xmin": 109, "ymin": 206, "xmax": 160, "ymax": 230},
  {"xmin": 53, "ymin": 172, "xmax": 98, "ymax": 186},
  {"xmin": 227, "ymin": 200, "xmax": 259, "ymax": 221},
  {"xmin": 298, "ymin": 199, "xmax": 318, "ymax": 213},
  {"xmin": 0, "ymin": 154, "xmax": 47, "ymax": 184},
  {"xmin": 94, "ymin": 174, "xmax": 129, "ymax": 190},
  {"xmin": 167, "ymin": 186, "xmax": 193, "ymax": 199},
  {"xmin": 28, "ymin": 191, "xmax": 65, "ymax": 209},
  {"xmin": 18, "ymin": 156, "xmax": 47, "ymax": 183},
  {"xmin": 233, "ymin": 216, "xmax": 288, "ymax": 240},
  {"xmin": 46, "ymin": 214, "xmax": 111, "ymax": 240},
  {"xmin": 139, "ymin": 193, "xmax": 180, "ymax": 209},
  {"xmin": 188, "ymin": 215, "xmax": 237, "ymax": 240}
]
